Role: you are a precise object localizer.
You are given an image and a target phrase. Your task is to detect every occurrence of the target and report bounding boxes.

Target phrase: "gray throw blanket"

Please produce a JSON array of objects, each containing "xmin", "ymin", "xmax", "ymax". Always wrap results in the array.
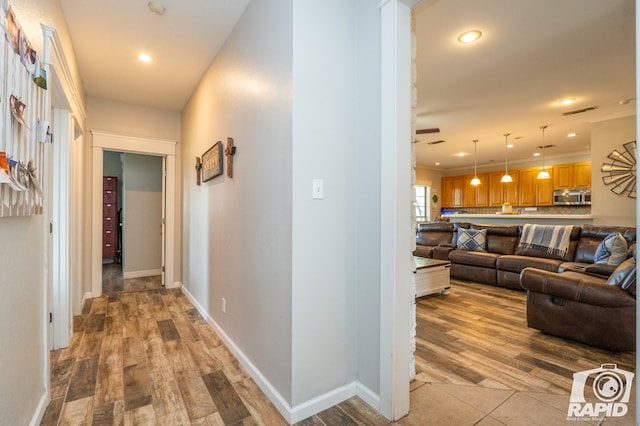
[{"xmin": 519, "ymin": 224, "xmax": 573, "ymax": 257}]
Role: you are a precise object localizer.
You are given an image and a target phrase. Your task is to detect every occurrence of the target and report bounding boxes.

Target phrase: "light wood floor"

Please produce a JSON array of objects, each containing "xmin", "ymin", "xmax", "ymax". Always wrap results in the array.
[
  {"xmin": 414, "ymin": 280, "xmax": 636, "ymax": 394},
  {"xmin": 41, "ymin": 277, "xmax": 636, "ymax": 425}
]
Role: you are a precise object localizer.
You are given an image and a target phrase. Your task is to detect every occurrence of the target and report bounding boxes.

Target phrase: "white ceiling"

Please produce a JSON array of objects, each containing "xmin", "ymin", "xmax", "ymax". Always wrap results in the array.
[
  {"xmin": 60, "ymin": 0, "xmax": 250, "ymax": 111},
  {"xmin": 414, "ymin": 0, "xmax": 635, "ymax": 170},
  {"xmin": 59, "ymin": 0, "xmax": 635, "ymax": 168}
]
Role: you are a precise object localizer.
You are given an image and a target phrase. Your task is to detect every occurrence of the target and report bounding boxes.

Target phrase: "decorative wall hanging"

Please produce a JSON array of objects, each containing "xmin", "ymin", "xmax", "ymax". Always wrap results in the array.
[
  {"xmin": 0, "ymin": 5, "xmax": 47, "ymax": 217},
  {"xmin": 224, "ymin": 137, "xmax": 236, "ymax": 178},
  {"xmin": 195, "ymin": 156, "xmax": 202, "ymax": 185},
  {"xmin": 601, "ymin": 140, "xmax": 636, "ymax": 199},
  {"xmin": 201, "ymin": 141, "xmax": 223, "ymax": 182}
]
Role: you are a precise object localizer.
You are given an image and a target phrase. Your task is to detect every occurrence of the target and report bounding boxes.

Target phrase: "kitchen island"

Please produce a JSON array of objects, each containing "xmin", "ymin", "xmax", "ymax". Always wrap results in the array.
[{"xmin": 443, "ymin": 213, "xmax": 593, "ymax": 225}]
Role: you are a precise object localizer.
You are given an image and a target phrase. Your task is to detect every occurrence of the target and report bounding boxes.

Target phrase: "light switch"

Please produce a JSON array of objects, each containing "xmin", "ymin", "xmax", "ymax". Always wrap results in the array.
[{"xmin": 312, "ymin": 179, "xmax": 323, "ymax": 199}]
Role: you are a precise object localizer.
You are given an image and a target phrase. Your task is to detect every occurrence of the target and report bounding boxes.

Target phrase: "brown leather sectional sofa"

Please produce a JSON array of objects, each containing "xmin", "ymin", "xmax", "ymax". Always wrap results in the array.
[{"xmin": 414, "ymin": 222, "xmax": 637, "ymax": 351}]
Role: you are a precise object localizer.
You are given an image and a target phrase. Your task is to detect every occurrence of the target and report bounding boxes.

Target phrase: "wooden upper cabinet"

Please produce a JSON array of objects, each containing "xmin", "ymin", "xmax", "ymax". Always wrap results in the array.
[
  {"xmin": 475, "ymin": 173, "xmax": 489, "ymax": 207},
  {"xmin": 463, "ymin": 174, "xmax": 489, "ymax": 207},
  {"xmin": 451, "ymin": 176, "xmax": 464, "ymax": 207},
  {"xmin": 518, "ymin": 168, "xmax": 537, "ymax": 206},
  {"xmin": 489, "ymin": 170, "xmax": 518, "ymax": 206},
  {"xmin": 441, "ymin": 177, "xmax": 453, "ymax": 207},
  {"xmin": 553, "ymin": 162, "xmax": 591, "ymax": 189},
  {"xmin": 537, "ymin": 171, "xmax": 554, "ymax": 206},
  {"xmin": 520, "ymin": 167, "xmax": 554, "ymax": 206},
  {"xmin": 463, "ymin": 175, "xmax": 476, "ymax": 207},
  {"xmin": 573, "ymin": 162, "xmax": 592, "ymax": 188}
]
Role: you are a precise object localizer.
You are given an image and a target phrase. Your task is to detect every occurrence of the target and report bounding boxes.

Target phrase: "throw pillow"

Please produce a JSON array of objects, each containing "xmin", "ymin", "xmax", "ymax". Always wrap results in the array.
[
  {"xmin": 607, "ymin": 257, "xmax": 636, "ymax": 295},
  {"xmin": 594, "ymin": 232, "xmax": 628, "ymax": 266},
  {"xmin": 457, "ymin": 228, "xmax": 487, "ymax": 252}
]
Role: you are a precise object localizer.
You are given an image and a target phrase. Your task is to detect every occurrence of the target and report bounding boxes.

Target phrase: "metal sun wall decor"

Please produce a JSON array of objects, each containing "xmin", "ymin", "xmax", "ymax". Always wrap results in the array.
[{"xmin": 601, "ymin": 140, "xmax": 637, "ymax": 199}]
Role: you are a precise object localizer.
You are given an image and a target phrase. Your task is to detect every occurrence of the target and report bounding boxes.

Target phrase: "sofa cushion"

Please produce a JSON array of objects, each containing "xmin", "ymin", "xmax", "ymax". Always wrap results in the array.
[
  {"xmin": 457, "ymin": 228, "xmax": 487, "ymax": 252},
  {"xmin": 607, "ymin": 257, "xmax": 637, "ymax": 296},
  {"xmin": 413, "ymin": 245, "xmax": 433, "ymax": 258},
  {"xmin": 497, "ymin": 255, "xmax": 562, "ymax": 274},
  {"xmin": 449, "ymin": 250, "xmax": 500, "ymax": 268},
  {"xmin": 416, "ymin": 222, "xmax": 455, "ymax": 247},
  {"xmin": 594, "ymin": 232, "xmax": 628, "ymax": 266}
]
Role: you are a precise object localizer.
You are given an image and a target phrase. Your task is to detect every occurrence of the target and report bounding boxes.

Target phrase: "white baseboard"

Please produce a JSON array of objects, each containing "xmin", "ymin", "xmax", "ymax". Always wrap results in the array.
[
  {"xmin": 356, "ymin": 382, "xmax": 381, "ymax": 412},
  {"xmin": 81, "ymin": 292, "xmax": 92, "ymax": 307},
  {"xmin": 123, "ymin": 268, "xmax": 162, "ymax": 279},
  {"xmin": 180, "ymin": 285, "xmax": 381, "ymax": 424},
  {"xmin": 166, "ymin": 281, "xmax": 181, "ymax": 289},
  {"xmin": 29, "ymin": 392, "xmax": 48, "ymax": 426}
]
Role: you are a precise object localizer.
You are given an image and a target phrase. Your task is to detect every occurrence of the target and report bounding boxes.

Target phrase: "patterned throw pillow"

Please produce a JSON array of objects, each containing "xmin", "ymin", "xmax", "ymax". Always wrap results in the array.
[
  {"xmin": 457, "ymin": 228, "xmax": 487, "ymax": 252},
  {"xmin": 594, "ymin": 232, "xmax": 628, "ymax": 266}
]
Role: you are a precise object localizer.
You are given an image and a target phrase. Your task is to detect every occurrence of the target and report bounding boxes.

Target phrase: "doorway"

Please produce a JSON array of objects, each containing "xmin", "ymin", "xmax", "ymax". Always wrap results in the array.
[
  {"xmin": 91, "ymin": 131, "xmax": 178, "ymax": 298},
  {"xmin": 102, "ymin": 151, "xmax": 165, "ymax": 294}
]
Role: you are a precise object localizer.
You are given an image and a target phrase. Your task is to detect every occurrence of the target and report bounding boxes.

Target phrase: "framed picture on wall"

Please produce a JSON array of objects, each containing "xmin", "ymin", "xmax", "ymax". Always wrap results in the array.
[{"xmin": 202, "ymin": 141, "xmax": 223, "ymax": 182}]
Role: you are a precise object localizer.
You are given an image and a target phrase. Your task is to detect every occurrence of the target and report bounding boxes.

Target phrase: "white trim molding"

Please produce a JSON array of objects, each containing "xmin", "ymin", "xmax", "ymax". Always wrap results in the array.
[{"xmin": 379, "ymin": 0, "xmax": 413, "ymax": 421}]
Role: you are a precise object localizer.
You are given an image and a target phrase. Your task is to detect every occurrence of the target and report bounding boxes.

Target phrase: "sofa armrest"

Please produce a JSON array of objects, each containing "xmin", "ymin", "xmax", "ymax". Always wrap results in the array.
[
  {"xmin": 520, "ymin": 267, "xmax": 635, "ymax": 308},
  {"xmin": 584, "ymin": 263, "xmax": 617, "ymax": 278},
  {"xmin": 432, "ymin": 245, "xmax": 454, "ymax": 261}
]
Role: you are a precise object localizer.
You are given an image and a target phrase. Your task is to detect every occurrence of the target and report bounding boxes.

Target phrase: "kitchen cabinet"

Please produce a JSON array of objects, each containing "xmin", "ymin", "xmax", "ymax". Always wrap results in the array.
[
  {"xmin": 519, "ymin": 167, "xmax": 554, "ymax": 206},
  {"xmin": 553, "ymin": 161, "xmax": 591, "ymax": 189},
  {"xmin": 489, "ymin": 171, "xmax": 519, "ymax": 206},
  {"xmin": 573, "ymin": 162, "xmax": 592, "ymax": 188},
  {"xmin": 463, "ymin": 174, "xmax": 488, "ymax": 207},
  {"xmin": 441, "ymin": 176, "xmax": 464, "ymax": 207}
]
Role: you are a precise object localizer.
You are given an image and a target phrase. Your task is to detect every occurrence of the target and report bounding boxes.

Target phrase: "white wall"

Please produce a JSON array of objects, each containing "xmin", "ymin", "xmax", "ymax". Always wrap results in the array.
[
  {"xmin": 290, "ymin": 0, "xmax": 383, "ymax": 406},
  {"xmin": 0, "ymin": 217, "xmax": 44, "ymax": 424},
  {"xmin": 122, "ymin": 153, "xmax": 163, "ymax": 275},
  {"xmin": 591, "ymin": 115, "xmax": 636, "ymax": 226},
  {"xmin": 181, "ymin": 0, "xmax": 294, "ymax": 405}
]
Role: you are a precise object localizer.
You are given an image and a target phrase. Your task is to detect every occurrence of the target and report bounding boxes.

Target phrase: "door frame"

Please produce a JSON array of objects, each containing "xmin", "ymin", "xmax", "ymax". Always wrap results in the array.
[
  {"xmin": 90, "ymin": 131, "xmax": 177, "ymax": 297},
  {"xmin": 379, "ymin": 0, "xmax": 420, "ymax": 420}
]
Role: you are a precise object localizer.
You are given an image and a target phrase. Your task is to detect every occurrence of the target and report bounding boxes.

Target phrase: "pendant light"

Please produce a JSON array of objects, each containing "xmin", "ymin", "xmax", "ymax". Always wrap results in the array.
[
  {"xmin": 470, "ymin": 139, "xmax": 481, "ymax": 186},
  {"xmin": 500, "ymin": 133, "xmax": 513, "ymax": 183},
  {"xmin": 537, "ymin": 125, "xmax": 551, "ymax": 180}
]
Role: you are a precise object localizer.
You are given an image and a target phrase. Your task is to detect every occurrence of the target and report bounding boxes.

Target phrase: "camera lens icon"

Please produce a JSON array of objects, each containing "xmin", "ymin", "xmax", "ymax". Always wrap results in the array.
[{"xmin": 593, "ymin": 371, "xmax": 624, "ymax": 402}]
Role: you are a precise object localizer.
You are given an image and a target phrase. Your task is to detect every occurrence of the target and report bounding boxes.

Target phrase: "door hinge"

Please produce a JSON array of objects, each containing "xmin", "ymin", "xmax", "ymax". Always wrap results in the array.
[
  {"xmin": 162, "ymin": 218, "xmax": 166, "ymax": 225},
  {"xmin": 49, "ymin": 312, "xmax": 53, "ymax": 323},
  {"xmin": 49, "ymin": 222, "xmax": 53, "ymax": 234},
  {"xmin": 162, "ymin": 266, "xmax": 165, "ymax": 272}
]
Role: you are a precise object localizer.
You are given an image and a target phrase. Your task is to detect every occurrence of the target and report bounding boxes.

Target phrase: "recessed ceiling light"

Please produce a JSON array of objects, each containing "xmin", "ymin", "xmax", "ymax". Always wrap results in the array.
[
  {"xmin": 138, "ymin": 54, "xmax": 152, "ymax": 63},
  {"xmin": 507, "ymin": 144, "xmax": 514, "ymax": 148},
  {"xmin": 558, "ymin": 97, "xmax": 577, "ymax": 105},
  {"xmin": 454, "ymin": 152, "xmax": 466, "ymax": 157},
  {"xmin": 533, "ymin": 152, "xmax": 540, "ymax": 157},
  {"xmin": 567, "ymin": 132, "xmax": 577, "ymax": 138},
  {"xmin": 457, "ymin": 30, "xmax": 482, "ymax": 44},
  {"xmin": 435, "ymin": 162, "xmax": 441, "ymax": 166},
  {"xmin": 148, "ymin": 1, "xmax": 166, "ymax": 15}
]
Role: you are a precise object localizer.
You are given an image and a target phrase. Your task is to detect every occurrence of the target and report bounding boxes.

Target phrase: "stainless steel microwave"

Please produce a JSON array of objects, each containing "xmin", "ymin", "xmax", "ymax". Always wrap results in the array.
[{"xmin": 553, "ymin": 189, "xmax": 591, "ymax": 206}]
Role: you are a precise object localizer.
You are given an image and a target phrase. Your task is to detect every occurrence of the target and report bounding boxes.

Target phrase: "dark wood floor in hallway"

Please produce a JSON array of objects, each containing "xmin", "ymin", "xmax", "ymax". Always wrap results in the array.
[{"xmin": 41, "ymin": 285, "xmax": 289, "ymax": 425}]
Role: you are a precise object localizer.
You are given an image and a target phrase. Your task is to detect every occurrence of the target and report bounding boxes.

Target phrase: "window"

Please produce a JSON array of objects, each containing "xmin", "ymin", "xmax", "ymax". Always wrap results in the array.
[{"xmin": 415, "ymin": 185, "xmax": 430, "ymax": 222}]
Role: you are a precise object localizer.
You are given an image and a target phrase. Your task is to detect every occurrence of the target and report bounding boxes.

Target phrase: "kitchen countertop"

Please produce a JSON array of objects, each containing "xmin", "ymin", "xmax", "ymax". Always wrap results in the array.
[{"xmin": 444, "ymin": 213, "xmax": 593, "ymax": 225}]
